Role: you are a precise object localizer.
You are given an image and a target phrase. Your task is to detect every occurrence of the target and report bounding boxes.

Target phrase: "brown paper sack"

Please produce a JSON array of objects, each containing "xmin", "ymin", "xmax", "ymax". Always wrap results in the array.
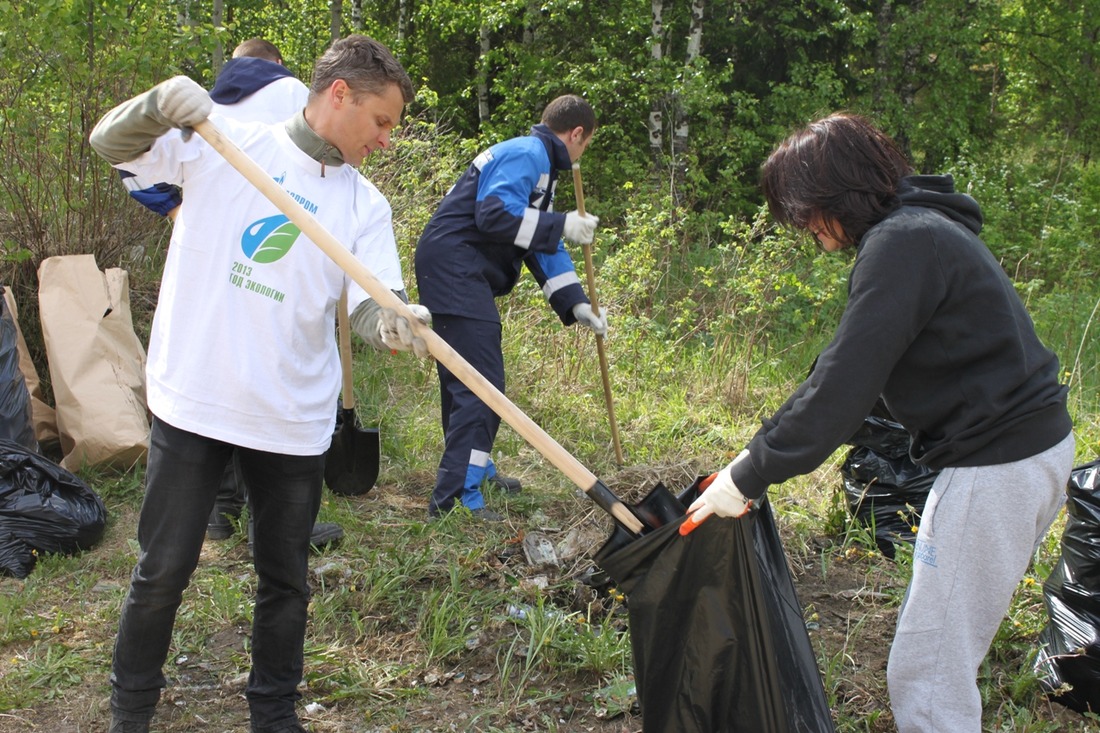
[
  {"xmin": 2, "ymin": 286, "xmax": 59, "ymax": 446},
  {"xmin": 38, "ymin": 255, "xmax": 149, "ymax": 470}
]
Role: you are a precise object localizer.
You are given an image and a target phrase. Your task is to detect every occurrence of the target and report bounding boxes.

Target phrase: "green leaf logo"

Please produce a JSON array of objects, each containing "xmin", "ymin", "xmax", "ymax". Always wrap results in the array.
[{"xmin": 241, "ymin": 215, "xmax": 301, "ymax": 263}]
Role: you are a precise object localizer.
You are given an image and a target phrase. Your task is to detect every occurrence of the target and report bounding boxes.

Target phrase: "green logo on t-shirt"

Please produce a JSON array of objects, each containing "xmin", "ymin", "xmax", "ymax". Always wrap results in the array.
[{"xmin": 241, "ymin": 214, "xmax": 301, "ymax": 263}]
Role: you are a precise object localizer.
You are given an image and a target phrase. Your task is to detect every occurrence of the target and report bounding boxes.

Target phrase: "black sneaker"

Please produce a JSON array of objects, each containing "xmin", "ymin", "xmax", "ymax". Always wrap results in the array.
[
  {"xmin": 247, "ymin": 520, "xmax": 344, "ymax": 554},
  {"xmin": 206, "ymin": 506, "xmax": 240, "ymax": 540},
  {"xmin": 486, "ymin": 475, "xmax": 522, "ymax": 494},
  {"xmin": 251, "ymin": 720, "xmax": 308, "ymax": 733},
  {"xmin": 109, "ymin": 716, "xmax": 151, "ymax": 733},
  {"xmin": 470, "ymin": 507, "xmax": 505, "ymax": 522},
  {"xmin": 309, "ymin": 522, "xmax": 344, "ymax": 551}
]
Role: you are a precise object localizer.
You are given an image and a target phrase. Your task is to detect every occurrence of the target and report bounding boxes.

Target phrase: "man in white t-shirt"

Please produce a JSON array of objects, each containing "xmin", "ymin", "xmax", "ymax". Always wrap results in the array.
[
  {"xmin": 91, "ymin": 35, "xmax": 429, "ymax": 733},
  {"xmin": 121, "ymin": 38, "xmax": 344, "ymax": 547}
]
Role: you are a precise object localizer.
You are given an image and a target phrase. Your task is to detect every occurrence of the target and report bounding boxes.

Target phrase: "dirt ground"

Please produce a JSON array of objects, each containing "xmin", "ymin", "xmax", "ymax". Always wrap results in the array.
[{"xmin": 1, "ymin": 475, "xmax": 1094, "ymax": 733}]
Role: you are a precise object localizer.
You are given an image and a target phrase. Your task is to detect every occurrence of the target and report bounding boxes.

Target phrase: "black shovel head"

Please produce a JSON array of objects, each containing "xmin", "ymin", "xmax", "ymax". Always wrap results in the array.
[
  {"xmin": 594, "ymin": 479, "xmax": 835, "ymax": 733},
  {"xmin": 323, "ymin": 407, "xmax": 379, "ymax": 496}
]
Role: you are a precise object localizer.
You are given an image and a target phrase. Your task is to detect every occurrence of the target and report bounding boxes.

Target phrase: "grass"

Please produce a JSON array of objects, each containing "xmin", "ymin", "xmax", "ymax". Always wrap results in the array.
[{"xmin": 2, "ymin": 215, "xmax": 1100, "ymax": 731}]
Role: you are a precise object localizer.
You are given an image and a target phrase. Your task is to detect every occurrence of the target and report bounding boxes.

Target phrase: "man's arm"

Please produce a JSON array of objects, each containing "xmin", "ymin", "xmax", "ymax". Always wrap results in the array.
[
  {"xmin": 90, "ymin": 77, "xmax": 210, "ymax": 164},
  {"xmin": 90, "ymin": 87, "xmax": 174, "ymax": 164},
  {"xmin": 524, "ymin": 244, "xmax": 588, "ymax": 325}
]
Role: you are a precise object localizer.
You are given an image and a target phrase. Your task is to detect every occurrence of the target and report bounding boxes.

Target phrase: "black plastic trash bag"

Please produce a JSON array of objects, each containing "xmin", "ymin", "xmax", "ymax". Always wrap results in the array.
[
  {"xmin": 0, "ymin": 439, "xmax": 107, "ymax": 578},
  {"xmin": 841, "ymin": 416, "xmax": 938, "ymax": 558},
  {"xmin": 595, "ymin": 480, "xmax": 835, "ymax": 733},
  {"xmin": 1035, "ymin": 458, "xmax": 1100, "ymax": 713},
  {"xmin": 0, "ymin": 291, "xmax": 37, "ymax": 453}
]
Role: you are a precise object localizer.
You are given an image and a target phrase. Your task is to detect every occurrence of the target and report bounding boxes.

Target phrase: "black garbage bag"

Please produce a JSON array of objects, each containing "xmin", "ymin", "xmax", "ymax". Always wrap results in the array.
[
  {"xmin": 841, "ymin": 416, "xmax": 938, "ymax": 558},
  {"xmin": 0, "ymin": 291, "xmax": 37, "ymax": 453},
  {"xmin": 1035, "ymin": 459, "xmax": 1100, "ymax": 713},
  {"xmin": 0, "ymin": 439, "xmax": 107, "ymax": 578},
  {"xmin": 595, "ymin": 480, "xmax": 834, "ymax": 733}
]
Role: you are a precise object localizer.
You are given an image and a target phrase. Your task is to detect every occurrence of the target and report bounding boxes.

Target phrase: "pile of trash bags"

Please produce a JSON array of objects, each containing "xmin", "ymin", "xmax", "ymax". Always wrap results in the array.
[
  {"xmin": 1035, "ymin": 459, "xmax": 1100, "ymax": 713},
  {"xmin": 840, "ymin": 414, "xmax": 938, "ymax": 559},
  {"xmin": 0, "ymin": 440, "xmax": 107, "ymax": 578},
  {"xmin": 0, "ymin": 288, "xmax": 106, "ymax": 578}
]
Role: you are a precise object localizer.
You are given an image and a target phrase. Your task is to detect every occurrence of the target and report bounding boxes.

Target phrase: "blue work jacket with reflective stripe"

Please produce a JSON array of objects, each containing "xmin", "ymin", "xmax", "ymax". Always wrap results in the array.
[{"xmin": 414, "ymin": 124, "xmax": 588, "ymax": 324}]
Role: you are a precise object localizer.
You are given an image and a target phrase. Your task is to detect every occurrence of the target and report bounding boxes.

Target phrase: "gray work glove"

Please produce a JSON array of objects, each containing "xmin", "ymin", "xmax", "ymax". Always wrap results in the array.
[
  {"xmin": 563, "ymin": 210, "xmax": 599, "ymax": 245},
  {"xmin": 572, "ymin": 302, "xmax": 608, "ymax": 338},
  {"xmin": 156, "ymin": 75, "xmax": 212, "ymax": 140},
  {"xmin": 379, "ymin": 303, "xmax": 432, "ymax": 358}
]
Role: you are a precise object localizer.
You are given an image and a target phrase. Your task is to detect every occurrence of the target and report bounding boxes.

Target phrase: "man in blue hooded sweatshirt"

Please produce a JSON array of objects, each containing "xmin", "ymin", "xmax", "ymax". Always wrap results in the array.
[{"xmin": 414, "ymin": 94, "xmax": 605, "ymax": 521}]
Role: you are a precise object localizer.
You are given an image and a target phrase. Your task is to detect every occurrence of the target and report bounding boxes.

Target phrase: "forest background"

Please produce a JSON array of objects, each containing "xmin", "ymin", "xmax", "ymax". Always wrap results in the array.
[{"xmin": 1, "ymin": 1, "xmax": 1100, "ymax": 732}]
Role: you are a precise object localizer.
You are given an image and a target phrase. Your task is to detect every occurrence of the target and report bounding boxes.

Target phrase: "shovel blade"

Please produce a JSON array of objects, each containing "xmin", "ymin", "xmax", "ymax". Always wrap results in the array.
[
  {"xmin": 590, "ymin": 481, "xmax": 688, "ymax": 583},
  {"xmin": 324, "ymin": 408, "xmax": 380, "ymax": 496}
]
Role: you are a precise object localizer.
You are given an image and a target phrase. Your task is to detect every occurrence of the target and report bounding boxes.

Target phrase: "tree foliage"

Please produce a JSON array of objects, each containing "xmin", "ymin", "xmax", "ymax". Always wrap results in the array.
[{"xmin": 0, "ymin": 0, "xmax": 1096, "ymax": 376}]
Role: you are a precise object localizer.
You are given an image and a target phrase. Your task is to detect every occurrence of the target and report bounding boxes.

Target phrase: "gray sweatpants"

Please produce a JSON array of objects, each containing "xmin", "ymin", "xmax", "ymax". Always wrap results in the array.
[{"xmin": 887, "ymin": 432, "xmax": 1074, "ymax": 733}]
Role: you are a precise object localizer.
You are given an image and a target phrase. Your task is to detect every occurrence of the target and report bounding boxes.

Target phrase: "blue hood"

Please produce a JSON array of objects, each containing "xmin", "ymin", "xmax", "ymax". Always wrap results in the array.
[{"xmin": 209, "ymin": 57, "xmax": 296, "ymax": 105}]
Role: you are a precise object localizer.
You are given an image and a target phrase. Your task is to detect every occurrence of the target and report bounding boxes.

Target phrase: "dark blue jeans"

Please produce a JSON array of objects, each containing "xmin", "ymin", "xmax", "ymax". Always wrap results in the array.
[{"xmin": 110, "ymin": 416, "xmax": 323, "ymax": 729}]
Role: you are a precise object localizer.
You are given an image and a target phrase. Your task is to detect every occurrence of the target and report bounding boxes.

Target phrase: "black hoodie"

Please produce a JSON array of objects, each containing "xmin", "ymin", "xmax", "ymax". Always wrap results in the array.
[{"xmin": 731, "ymin": 174, "xmax": 1071, "ymax": 499}]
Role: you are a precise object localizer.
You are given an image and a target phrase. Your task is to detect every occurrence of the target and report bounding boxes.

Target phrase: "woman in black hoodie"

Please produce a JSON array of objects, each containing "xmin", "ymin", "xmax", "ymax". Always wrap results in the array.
[{"xmin": 684, "ymin": 113, "xmax": 1074, "ymax": 732}]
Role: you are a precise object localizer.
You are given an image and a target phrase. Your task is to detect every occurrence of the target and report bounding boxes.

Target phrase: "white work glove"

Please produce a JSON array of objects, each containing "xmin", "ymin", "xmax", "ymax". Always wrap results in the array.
[
  {"xmin": 563, "ymin": 211, "xmax": 599, "ymax": 245},
  {"xmin": 156, "ymin": 75, "xmax": 212, "ymax": 138},
  {"xmin": 572, "ymin": 302, "xmax": 608, "ymax": 338},
  {"xmin": 681, "ymin": 450, "xmax": 754, "ymax": 535},
  {"xmin": 379, "ymin": 303, "xmax": 432, "ymax": 359}
]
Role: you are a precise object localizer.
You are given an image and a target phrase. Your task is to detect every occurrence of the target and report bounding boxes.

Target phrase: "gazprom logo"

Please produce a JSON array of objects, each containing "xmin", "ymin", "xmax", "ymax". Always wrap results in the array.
[{"xmin": 241, "ymin": 214, "xmax": 301, "ymax": 264}]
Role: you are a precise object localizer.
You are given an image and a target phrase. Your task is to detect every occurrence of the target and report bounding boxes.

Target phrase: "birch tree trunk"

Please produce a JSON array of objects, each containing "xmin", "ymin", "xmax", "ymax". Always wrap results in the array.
[
  {"xmin": 211, "ymin": 0, "xmax": 224, "ymax": 76},
  {"xmin": 648, "ymin": 0, "xmax": 664, "ymax": 156},
  {"xmin": 478, "ymin": 20, "xmax": 491, "ymax": 126},
  {"xmin": 395, "ymin": 0, "xmax": 407, "ymax": 43},
  {"xmin": 330, "ymin": 0, "xmax": 343, "ymax": 42},
  {"xmin": 523, "ymin": 0, "xmax": 539, "ymax": 45},
  {"xmin": 352, "ymin": 0, "xmax": 364, "ymax": 32},
  {"xmin": 176, "ymin": 1, "xmax": 193, "ymax": 34},
  {"xmin": 873, "ymin": 0, "xmax": 919, "ymax": 157},
  {"xmin": 673, "ymin": 0, "xmax": 704, "ymax": 155},
  {"xmin": 872, "ymin": 0, "xmax": 893, "ymax": 111}
]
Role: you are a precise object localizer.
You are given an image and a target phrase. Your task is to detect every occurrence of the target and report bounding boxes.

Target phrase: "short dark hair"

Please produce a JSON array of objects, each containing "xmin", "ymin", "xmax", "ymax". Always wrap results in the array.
[
  {"xmin": 232, "ymin": 38, "xmax": 283, "ymax": 63},
  {"xmin": 310, "ymin": 35, "xmax": 414, "ymax": 104},
  {"xmin": 761, "ymin": 113, "xmax": 913, "ymax": 245},
  {"xmin": 540, "ymin": 95, "xmax": 596, "ymax": 136}
]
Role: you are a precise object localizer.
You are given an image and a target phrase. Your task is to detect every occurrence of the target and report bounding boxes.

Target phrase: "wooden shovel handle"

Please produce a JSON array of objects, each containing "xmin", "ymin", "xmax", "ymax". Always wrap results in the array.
[
  {"xmin": 571, "ymin": 164, "xmax": 624, "ymax": 465},
  {"xmin": 193, "ymin": 119, "xmax": 642, "ymax": 535},
  {"xmin": 337, "ymin": 289, "xmax": 354, "ymax": 410}
]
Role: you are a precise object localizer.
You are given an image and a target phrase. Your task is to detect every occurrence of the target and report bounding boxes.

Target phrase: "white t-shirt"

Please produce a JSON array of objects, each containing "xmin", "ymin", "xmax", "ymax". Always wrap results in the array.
[{"xmin": 117, "ymin": 115, "xmax": 404, "ymax": 455}]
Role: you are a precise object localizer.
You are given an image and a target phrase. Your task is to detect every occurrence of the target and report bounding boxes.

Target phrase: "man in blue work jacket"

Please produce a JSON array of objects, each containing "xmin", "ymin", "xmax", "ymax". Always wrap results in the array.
[{"xmin": 414, "ymin": 94, "xmax": 604, "ymax": 521}]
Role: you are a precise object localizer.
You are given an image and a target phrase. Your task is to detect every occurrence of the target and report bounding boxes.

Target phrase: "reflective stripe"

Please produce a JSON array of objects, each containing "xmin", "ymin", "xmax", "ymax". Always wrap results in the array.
[
  {"xmin": 531, "ymin": 173, "xmax": 550, "ymax": 209},
  {"xmin": 473, "ymin": 150, "xmax": 493, "ymax": 171},
  {"xmin": 120, "ymin": 176, "xmax": 146, "ymax": 192},
  {"xmin": 542, "ymin": 270, "xmax": 581, "ymax": 298},
  {"xmin": 514, "ymin": 209, "xmax": 539, "ymax": 249},
  {"xmin": 469, "ymin": 449, "xmax": 490, "ymax": 467}
]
